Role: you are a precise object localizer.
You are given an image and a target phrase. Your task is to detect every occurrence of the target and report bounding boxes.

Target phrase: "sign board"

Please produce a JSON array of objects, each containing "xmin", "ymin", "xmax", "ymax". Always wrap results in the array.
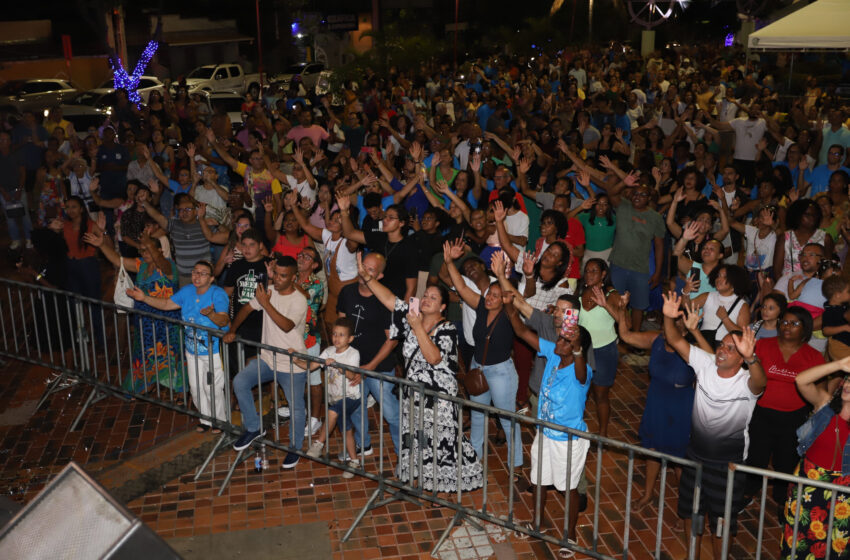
[{"xmin": 325, "ymin": 14, "xmax": 358, "ymax": 32}]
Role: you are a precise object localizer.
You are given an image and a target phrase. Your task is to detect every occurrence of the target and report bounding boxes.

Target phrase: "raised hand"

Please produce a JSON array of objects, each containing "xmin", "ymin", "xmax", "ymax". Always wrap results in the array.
[
  {"xmin": 284, "ymin": 190, "xmax": 298, "ymax": 209},
  {"xmin": 356, "ymin": 251, "xmax": 372, "ymax": 282},
  {"xmin": 682, "ymin": 220, "xmax": 701, "ymax": 241},
  {"xmin": 580, "ymin": 196, "xmax": 595, "ymax": 211},
  {"xmin": 89, "ymin": 177, "xmax": 100, "ymax": 192},
  {"xmin": 83, "ymin": 231, "xmax": 104, "ymax": 247},
  {"xmin": 518, "ymin": 157, "xmax": 531, "ymax": 175},
  {"xmin": 590, "ymin": 285, "xmax": 608, "ymax": 308},
  {"xmin": 293, "ymin": 147, "xmax": 304, "ymax": 165},
  {"xmin": 409, "ymin": 141, "xmax": 422, "ymax": 163},
  {"xmin": 431, "ymin": 151, "xmax": 441, "ymax": 167},
  {"xmin": 576, "ymin": 169, "xmax": 591, "ymax": 188},
  {"xmin": 470, "ymin": 152, "xmax": 481, "ymax": 173},
  {"xmin": 598, "ymin": 155, "xmax": 614, "ymax": 170},
  {"xmin": 263, "ymin": 196, "xmax": 274, "ymax": 212},
  {"xmin": 661, "ymin": 291, "xmax": 683, "ymax": 319},
  {"xmin": 492, "ymin": 201, "xmax": 507, "ymax": 223},
  {"xmin": 624, "ymin": 170, "xmax": 640, "ymax": 187},
  {"xmin": 434, "ymin": 179, "xmax": 449, "ymax": 195},
  {"xmin": 491, "ymin": 250, "xmax": 508, "ymax": 278},
  {"xmin": 731, "ymin": 326, "xmax": 756, "ymax": 360},
  {"xmin": 682, "ymin": 300, "xmax": 702, "ymax": 331},
  {"xmin": 618, "ymin": 291, "xmax": 631, "ymax": 310},
  {"xmin": 673, "ymin": 188, "xmax": 686, "ymax": 203},
  {"xmin": 148, "ymin": 179, "xmax": 160, "ymax": 194},
  {"xmin": 187, "ymin": 143, "xmax": 196, "ymax": 159},
  {"xmin": 758, "ymin": 207, "xmax": 775, "ymax": 228},
  {"xmin": 652, "ymin": 167, "xmax": 662, "ymax": 184},
  {"xmin": 336, "ymin": 194, "xmax": 350, "ymax": 212},
  {"xmin": 521, "ymin": 251, "xmax": 536, "ymax": 277},
  {"xmin": 196, "ymin": 202, "xmax": 206, "ymax": 220}
]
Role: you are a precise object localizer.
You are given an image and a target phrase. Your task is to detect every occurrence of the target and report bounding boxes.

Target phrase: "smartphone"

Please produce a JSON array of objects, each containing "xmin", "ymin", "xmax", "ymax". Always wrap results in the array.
[
  {"xmin": 689, "ymin": 266, "xmax": 701, "ymax": 288},
  {"xmin": 360, "ymin": 147, "xmax": 375, "ymax": 155},
  {"xmin": 561, "ymin": 308, "xmax": 578, "ymax": 338},
  {"xmin": 409, "ymin": 297, "xmax": 420, "ymax": 315}
]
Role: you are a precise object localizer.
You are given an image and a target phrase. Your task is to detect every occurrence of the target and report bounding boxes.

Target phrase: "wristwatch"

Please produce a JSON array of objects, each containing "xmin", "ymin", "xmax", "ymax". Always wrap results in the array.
[{"xmin": 744, "ymin": 355, "xmax": 759, "ymax": 365}]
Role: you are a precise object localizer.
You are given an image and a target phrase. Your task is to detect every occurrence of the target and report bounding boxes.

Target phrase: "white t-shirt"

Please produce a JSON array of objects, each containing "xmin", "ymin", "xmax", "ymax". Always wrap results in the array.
[
  {"xmin": 774, "ymin": 137, "xmax": 795, "ymax": 163},
  {"xmin": 700, "ymin": 291, "xmax": 746, "ymax": 341},
  {"xmin": 193, "ymin": 184, "xmax": 229, "ymax": 223},
  {"xmin": 320, "ymin": 345, "xmax": 361, "ymax": 402},
  {"xmin": 743, "ymin": 224, "xmax": 776, "ymax": 271},
  {"xmin": 730, "ymin": 118, "xmax": 767, "ymax": 161},
  {"xmin": 504, "ymin": 211, "xmax": 530, "ymax": 254},
  {"xmin": 250, "ymin": 288, "xmax": 308, "ymax": 371},
  {"xmin": 460, "ymin": 276, "xmax": 482, "ymax": 346},
  {"xmin": 286, "ymin": 175, "xmax": 316, "ymax": 204},
  {"xmin": 688, "ymin": 346, "xmax": 760, "ymax": 462},
  {"xmin": 322, "ymin": 229, "xmax": 357, "ymax": 281}
]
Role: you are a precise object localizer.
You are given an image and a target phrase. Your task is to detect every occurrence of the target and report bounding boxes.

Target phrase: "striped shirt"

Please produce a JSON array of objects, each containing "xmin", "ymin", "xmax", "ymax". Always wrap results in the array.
[{"xmin": 169, "ymin": 219, "xmax": 210, "ymax": 274}]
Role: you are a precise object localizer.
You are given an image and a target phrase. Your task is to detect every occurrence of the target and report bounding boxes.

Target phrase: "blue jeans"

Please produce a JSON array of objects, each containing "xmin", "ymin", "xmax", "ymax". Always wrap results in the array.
[
  {"xmin": 470, "ymin": 358, "xmax": 523, "ymax": 468},
  {"xmin": 233, "ymin": 358, "xmax": 307, "ymax": 449},
  {"xmin": 350, "ymin": 371, "xmax": 401, "ymax": 454},
  {"xmin": 609, "ymin": 263, "xmax": 650, "ymax": 311},
  {"xmin": 0, "ymin": 191, "xmax": 32, "ymax": 242}
]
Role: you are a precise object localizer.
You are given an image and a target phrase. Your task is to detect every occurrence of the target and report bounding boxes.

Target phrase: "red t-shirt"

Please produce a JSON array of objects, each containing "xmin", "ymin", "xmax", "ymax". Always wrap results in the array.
[
  {"xmin": 271, "ymin": 234, "xmax": 310, "ymax": 260},
  {"xmin": 806, "ymin": 414, "xmax": 850, "ymax": 471},
  {"xmin": 534, "ymin": 218, "xmax": 586, "ymax": 279},
  {"xmin": 755, "ymin": 337, "xmax": 825, "ymax": 412}
]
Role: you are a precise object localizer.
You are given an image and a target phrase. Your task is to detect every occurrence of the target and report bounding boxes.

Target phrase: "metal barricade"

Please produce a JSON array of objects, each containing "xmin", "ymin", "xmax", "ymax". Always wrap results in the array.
[{"xmin": 6, "ymin": 277, "xmax": 840, "ymax": 559}]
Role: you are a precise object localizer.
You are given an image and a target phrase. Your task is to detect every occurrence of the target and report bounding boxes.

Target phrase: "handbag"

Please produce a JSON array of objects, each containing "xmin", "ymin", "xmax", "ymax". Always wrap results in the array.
[
  {"xmin": 700, "ymin": 295, "xmax": 743, "ymax": 348},
  {"xmin": 459, "ymin": 313, "xmax": 501, "ymax": 397},
  {"xmin": 113, "ymin": 257, "xmax": 135, "ymax": 312},
  {"xmin": 4, "ymin": 190, "xmax": 25, "ymax": 219}
]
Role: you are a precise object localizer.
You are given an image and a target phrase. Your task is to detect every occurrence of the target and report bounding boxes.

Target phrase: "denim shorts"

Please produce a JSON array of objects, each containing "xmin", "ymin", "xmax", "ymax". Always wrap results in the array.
[
  {"xmin": 328, "ymin": 397, "xmax": 361, "ymax": 431},
  {"xmin": 609, "ymin": 263, "xmax": 650, "ymax": 311}
]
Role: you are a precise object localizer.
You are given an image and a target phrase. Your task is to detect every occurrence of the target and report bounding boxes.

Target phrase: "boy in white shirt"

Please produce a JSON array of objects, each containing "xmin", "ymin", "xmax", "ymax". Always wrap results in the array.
[{"xmin": 302, "ymin": 318, "xmax": 362, "ymax": 478}]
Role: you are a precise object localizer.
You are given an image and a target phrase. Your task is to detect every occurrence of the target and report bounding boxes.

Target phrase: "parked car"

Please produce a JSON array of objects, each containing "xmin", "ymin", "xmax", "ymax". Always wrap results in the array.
[
  {"xmin": 89, "ymin": 75, "xmax": 164, "ymax": 104},
  {"xmin": 56, "ymin": 91, "xmax": 112, "ymax": 138},
  {"xmin": 0, "ymin": 79, "xmax": 78, "ymax": 113},
  {"xmin": 180, "ymin": 64, "xmax": 264, "ymax": 98},
  {"xmin": 208, "ymin": 92, "xmax": 247, "ymax": 132},
  {"xmin": 269, "ymin": 62, "xmax": 325, "ymax": 92}
]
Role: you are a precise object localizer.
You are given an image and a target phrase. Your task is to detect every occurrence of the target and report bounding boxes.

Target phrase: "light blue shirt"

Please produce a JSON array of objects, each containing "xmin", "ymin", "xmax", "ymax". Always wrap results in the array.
[
  {"xmin": 171, "ymin": 284, "xmax": 230, "ymax": 355},
  {"xmin": 537, "ymin": 338, "xmax": 591, "ymax": 441}
]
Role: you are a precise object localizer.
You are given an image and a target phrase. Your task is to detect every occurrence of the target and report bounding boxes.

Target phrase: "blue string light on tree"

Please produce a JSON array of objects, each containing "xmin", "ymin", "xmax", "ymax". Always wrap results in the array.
[{"xmin": 109, "ymin": 39, "xmax": 159, "ymax": 106}]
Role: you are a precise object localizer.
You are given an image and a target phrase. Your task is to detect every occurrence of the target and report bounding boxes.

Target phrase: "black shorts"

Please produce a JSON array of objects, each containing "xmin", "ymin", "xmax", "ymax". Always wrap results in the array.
[{"xmin": 677, "ymin": 451, "xmax": 749, "ymax": 536}]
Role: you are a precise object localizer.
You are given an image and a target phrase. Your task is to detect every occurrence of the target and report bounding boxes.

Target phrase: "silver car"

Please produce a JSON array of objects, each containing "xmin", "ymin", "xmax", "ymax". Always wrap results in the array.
[{"xmin": 0, "ymin": 79, "xmax": 78, "ymax": 113}]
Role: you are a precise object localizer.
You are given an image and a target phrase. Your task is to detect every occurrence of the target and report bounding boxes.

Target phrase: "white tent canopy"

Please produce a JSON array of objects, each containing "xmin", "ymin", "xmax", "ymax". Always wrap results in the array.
[{"xmin": 748, "ymin": 0, "xmax": 850, "ymax": 51}]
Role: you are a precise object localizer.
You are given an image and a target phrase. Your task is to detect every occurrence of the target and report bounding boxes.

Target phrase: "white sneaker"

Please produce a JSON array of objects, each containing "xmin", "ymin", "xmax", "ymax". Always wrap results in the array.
[
  {"xmin": 9, "ymin": 240, "xmax": 21, "ymax": 250},
  {"xmin": 305, "ymin": 417, "xmax": 322, "ymax": 436},
  {"xmin": 24, "ymin": 239, "xmax": 33, "ymax": 249},
  {"xmin": 342, "ymin": 459, "xmax": 359, "ymax": 479},
  {"xmin": 307, "ymin": 441, "xmax": 324, "ymax": 458},
  {"xmin": 277, "ymin": 406, "xmax": 290, "ymax": 419}
]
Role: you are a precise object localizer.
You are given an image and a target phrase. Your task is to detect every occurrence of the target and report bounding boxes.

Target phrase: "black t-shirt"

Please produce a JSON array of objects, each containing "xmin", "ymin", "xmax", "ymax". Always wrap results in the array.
[
  {"xmin": 223, "ymin": 257, "xmax": 270, "ymax": 342},
  {"xmin": 823, "ymin": 304, "xmax": 850, "ymax": 346},
  {"xmin": 337, "ymin": 283, "xmax": 397, "ymax": 371},
  {"xmin": 471, "ymin": 297, "xmax": 514, "ymax": 365},
  {"xmin": 364, "ymin": 230, "xmax": 417, "ymax": 298},
  {"xmin": 412, "ymin": 230, "xmax": 443, "ymax": 273}
]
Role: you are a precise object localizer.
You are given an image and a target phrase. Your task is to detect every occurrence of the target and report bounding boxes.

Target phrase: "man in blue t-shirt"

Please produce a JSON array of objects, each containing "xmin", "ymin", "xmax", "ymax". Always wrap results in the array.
[{"xmin": 128, "ymin": 260, "xmax": 230, "ymax": 431}]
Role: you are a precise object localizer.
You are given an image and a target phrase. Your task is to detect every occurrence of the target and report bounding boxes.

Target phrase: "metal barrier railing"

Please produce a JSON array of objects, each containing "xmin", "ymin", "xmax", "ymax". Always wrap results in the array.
[{"xmin": 2, "ymin": 277, "xmax": 840, "ymax": 559}]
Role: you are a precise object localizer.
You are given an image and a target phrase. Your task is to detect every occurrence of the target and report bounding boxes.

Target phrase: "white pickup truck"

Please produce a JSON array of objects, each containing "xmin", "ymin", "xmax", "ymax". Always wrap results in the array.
[{"xmin": 181, "ymin": 64, "xmax": 265, "ymax": 98}]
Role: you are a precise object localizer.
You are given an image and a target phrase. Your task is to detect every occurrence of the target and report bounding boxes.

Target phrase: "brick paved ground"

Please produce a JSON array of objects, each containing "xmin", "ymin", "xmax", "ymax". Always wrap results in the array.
[{"xmin": 0, "ymin": 347, "xmax": 785, "ymax": 559}]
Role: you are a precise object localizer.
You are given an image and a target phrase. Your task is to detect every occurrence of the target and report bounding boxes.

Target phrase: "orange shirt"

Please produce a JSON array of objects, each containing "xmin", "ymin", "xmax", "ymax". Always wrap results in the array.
[{"xmin": 64, "ymin": 220, "xmax": 97, "ymax": 259}]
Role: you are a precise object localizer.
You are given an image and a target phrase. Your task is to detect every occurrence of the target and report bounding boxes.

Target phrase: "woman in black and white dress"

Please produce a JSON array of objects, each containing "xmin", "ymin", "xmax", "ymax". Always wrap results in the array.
[{"xmin": 357, "ymin": 254, "xmax": 484, "ymax": 494}]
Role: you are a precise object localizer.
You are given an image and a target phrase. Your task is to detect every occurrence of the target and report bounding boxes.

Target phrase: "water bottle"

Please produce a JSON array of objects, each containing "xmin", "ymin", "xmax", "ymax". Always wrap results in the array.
[
  {"xmin": 254, "ymin": 454, "xmax": 262, "ymax": 473},
  {"xmin": 261, "ymin": 443, "xmax": 268, "ymax": 470}
]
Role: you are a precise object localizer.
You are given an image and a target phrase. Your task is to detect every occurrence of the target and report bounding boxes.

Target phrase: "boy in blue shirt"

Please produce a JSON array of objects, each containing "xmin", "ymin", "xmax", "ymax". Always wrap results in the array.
[
  {"xmin": 128, "ymin": 259, "xmax": 230, "ymax": 432},
  {"xmin": 506, "ymin": 297, "xmax": 592, "ymax": 556}
]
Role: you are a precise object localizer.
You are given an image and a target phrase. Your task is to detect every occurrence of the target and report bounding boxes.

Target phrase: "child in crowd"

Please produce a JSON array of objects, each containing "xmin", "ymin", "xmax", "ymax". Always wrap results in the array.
[
  {"xmin": 821, "ymin": 275, "xmax": 850, "ymax": 360},
  {"xmin": 750, "ymin": 293, "xmax": 787, "ymax": 340},
  {"xmin": 300, "ymin": 318, "xmax": 362, "ymax": 478}
]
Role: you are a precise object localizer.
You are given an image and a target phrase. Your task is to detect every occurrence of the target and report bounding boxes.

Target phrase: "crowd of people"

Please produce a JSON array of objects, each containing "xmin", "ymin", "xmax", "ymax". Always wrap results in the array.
[{"xmin": 2, "ymin": 42, "xmax": 850, "ymax": 559}]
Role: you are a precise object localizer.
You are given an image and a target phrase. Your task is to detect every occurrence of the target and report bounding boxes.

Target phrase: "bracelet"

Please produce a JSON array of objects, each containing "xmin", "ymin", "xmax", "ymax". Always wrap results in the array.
[
  {"xmin": 744, "ymin": 355, "xmax": 759, "ymax": 365},
  {"xmin": 572, "ymin": 350, "xmax": 582, "ymax": 356}
]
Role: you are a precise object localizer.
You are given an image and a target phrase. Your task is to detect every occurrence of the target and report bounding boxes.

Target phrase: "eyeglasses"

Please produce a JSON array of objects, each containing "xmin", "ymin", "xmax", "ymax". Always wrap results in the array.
[
  {"xmin": 297, "ymin": 252, "xmax": 317, "ymax": 261},
  {"xmin": 829, "ymin": 151, "xmax": 843, "ymax": 156},
  {"xmin": 780, "ymin": 320, "xmax": 802, "ymax": 327},
  {"xmin": 633, "ymin": 192, "xmax": 651, "ymax": 198},
  {"xmin": 383, "ymin": 215, "xmax": 399, "ymax": 222},
  {"xmin": 177, "ymin": 207, "xmax": 195, "ymax": 214},
  {"xmin": 191, "ymin": 270, "xmax": 211, "ymax": 277}
]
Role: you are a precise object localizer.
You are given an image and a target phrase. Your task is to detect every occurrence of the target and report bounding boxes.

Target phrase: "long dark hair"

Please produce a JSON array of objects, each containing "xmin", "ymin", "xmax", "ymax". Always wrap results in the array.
[
  {"xmin": 577, "ymin": 258, "xmax": 615, "ymax": 297},
  {"xmin": 65, "ymin": 195, "xmax": 91, "ymax": 250},
  {"xmin": 533, "ymin": 240, "xmax": 569, "ymax": 291}
]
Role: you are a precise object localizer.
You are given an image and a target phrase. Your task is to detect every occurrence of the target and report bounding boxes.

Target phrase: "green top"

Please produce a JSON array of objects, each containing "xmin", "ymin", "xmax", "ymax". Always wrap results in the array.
[
  {"xmin": 608, "ymin": 199, "xmax": 665, "ymax": 274},
  {"xmin": 578, "ymin": 211, "xmax": 617, "ymax": 252}
]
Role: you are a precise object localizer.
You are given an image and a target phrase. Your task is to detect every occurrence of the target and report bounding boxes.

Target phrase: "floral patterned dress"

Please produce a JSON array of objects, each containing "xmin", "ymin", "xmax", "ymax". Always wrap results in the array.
[
  {"xmin": 389, "ymin": 299, "xmax": 484, "ymax": 493},
  {"xmin": 37, "ymin": 173, "xmax": 63, "ymax": 227},
  {"xmin": 121, "ymin": 259, "xmax": 185, "ymax": 395},
  {"xmin": 299, "ymin": 273, "xmax": 325, "ymax": 351}
]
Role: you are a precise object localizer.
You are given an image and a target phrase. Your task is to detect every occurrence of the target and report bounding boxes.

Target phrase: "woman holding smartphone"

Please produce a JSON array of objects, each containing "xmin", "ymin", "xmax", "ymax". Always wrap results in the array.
[{"xmin": 442, "ymin": 241, "xmax": 523, "ymax": 472}]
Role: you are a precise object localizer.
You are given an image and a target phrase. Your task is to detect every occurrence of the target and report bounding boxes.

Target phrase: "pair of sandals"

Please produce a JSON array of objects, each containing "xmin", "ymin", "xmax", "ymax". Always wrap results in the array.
[
  {"xmin": 514, "ymin": 522, "xmax": 576, "ymax": 558},
  {"xmin": 196, "ymin": 424, "xmax": 221, "ymax": 434}
]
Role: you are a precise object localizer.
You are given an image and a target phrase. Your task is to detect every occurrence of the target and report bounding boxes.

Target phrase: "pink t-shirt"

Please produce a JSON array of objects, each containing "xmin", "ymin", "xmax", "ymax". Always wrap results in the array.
[{"xmin": 287, "ymin": 125, "xmax": 329, "ymax": 147}]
